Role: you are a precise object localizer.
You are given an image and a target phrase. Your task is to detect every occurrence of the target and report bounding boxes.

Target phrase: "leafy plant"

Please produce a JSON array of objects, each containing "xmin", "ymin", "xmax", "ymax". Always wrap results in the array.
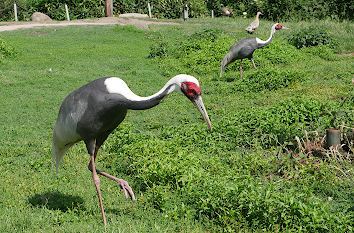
[
  {"xmin": 288, "ymin": 26, "xmax": 337, "ymax": 49},
  {"xmin": 301, "ymin": 45, "xmax": 339, "ymax": 60},
  {"xmin": 234, "ymin": 68, "xmax": 304, "ymax": 92},
  {"xmin": 29, "ymin": 0, "xmax": 105, "ymax": 20},
  {"xmin": 0, "ymin": 38, "xmax": 16, "ymax": 62}
]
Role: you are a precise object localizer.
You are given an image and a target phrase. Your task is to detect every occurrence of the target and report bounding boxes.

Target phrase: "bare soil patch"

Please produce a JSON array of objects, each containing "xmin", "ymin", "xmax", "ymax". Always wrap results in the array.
[{"xmin": 0, "ymin": 17, "xmax": 178, "ymax": 32}]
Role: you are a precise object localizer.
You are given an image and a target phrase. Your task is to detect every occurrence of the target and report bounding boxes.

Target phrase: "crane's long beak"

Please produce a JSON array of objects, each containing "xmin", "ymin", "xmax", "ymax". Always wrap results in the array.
[
  {"xmin": 282, "ymin": 26, "xmax": 290, "ymax": 30},
  {"xmin": 192, "ymin": 95, "xmax": 213, "ymax": 131}
]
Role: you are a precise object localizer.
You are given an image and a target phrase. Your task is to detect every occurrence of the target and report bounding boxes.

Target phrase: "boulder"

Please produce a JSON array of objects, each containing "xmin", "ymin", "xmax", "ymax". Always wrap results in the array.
[{"xmin": 30, "ymin": 12, "xmax": 52, "ymax": 22}]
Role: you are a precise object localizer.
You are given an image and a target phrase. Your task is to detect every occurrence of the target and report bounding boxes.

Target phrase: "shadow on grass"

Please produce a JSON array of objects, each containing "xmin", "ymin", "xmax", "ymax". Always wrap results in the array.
[{"xmin": 28, "ymin": 191, "xmax": 85, "ymax": 212}]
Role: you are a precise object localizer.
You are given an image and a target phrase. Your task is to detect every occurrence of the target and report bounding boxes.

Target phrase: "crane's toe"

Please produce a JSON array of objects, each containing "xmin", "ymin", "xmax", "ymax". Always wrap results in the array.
[{"xmin": 118, "ymin": 179, "xmax": 136, "ymax": 201}]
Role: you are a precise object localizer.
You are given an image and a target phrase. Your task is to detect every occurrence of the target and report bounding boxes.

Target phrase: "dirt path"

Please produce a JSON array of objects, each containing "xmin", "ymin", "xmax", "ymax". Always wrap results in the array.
[{"xmin": 0, "ymin": 17, "xmax": 178, "ymax": 32}]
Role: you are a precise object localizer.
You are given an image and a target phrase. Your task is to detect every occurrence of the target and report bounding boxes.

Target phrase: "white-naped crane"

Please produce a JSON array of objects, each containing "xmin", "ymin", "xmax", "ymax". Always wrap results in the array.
[
  {"xmin": 52, "ymin": 74, "xmax": 212, "ymax": 226},
  {"xmin": 245, "ymin": 11, "xmax": 263, "ymax": 34},
  {"xmin": 220, "ymin": 23, "xmax": 289, "ymax": 79},
  {"xmin": 220, "ymin": 4, "xmax": 233, "ymax": 17}
]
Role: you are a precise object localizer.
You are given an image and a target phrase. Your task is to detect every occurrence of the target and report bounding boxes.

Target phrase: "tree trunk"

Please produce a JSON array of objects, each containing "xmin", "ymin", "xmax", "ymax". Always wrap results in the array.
[{"xmin": 105, "ymin": 0, "xmax": 113, "ymax": 17}]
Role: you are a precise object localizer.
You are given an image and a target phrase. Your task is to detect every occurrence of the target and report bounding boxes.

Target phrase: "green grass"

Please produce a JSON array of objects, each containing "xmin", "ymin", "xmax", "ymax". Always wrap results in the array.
[{"xmin": 0, "ymin": 18, "xmax": 353, "ymax": 232}]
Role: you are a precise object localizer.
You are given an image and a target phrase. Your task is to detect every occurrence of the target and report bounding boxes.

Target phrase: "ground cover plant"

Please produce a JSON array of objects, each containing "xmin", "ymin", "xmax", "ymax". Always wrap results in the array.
[{"xmin": 0, "ymin": 17, "xmax": 353, "ymax": 232}]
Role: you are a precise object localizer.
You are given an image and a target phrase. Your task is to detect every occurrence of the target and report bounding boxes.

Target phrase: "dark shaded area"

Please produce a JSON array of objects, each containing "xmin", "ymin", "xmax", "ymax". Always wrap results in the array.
[{"xmin": 28, "ymin": 191, "xmax": 85, "ymax": 212}]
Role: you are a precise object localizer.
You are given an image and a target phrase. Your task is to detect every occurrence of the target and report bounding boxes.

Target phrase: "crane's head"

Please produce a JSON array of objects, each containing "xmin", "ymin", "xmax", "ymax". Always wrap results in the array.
[
  {"xmin": 172, "ymin": 74, "xmax": 212, "ymax": 131},
  {"xmin": 274, "ymin": 23, "xmax": 290, "ymax": 30}
]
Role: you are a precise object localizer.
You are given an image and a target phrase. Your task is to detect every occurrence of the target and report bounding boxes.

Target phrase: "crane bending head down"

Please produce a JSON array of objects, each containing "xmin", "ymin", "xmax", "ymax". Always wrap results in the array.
[{"xmin": 52, "ymin": 74, "xmax": 212, "ymax": 226}]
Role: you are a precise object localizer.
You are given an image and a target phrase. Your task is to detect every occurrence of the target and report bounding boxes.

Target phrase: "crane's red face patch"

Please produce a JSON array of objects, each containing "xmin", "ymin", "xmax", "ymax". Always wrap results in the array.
[
  {"xmin": 275, "ymin": 24, "xmax": 282, "ymax": 30},
  {"xmin": 181, "ymin": 82, "xmax": 201, "ymax": 98}
]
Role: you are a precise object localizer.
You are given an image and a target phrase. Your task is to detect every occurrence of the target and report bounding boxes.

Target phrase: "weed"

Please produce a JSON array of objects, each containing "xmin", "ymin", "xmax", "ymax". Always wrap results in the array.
[
  {"xmin": 234, "ymin": 68, "xmax": 305, "ymax": 92},
  {"xmin": 0, "ymin": 37, "xmax": 16, "ymax": 62},
  {"xmin": 301, "ymin": 45, "xmax": 339, "ymax": 61},
  {"xmin": 288, "ymin": 25, "xmax": 338, "ymax": 49}
]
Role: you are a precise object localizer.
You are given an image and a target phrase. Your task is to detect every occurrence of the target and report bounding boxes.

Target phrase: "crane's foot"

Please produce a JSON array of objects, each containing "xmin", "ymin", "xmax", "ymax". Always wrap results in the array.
[
  {"xmin": 115, "ymin": 178, "xmax": 136, "ymax": 201},
  {"xmin": 88, "ymin": 162, "xmax": 135, "ymax": 201}
]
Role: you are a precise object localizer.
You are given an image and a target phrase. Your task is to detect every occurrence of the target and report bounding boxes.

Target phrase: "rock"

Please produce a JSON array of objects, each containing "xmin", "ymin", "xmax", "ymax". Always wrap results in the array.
[
  {"xmin": 30, "ymin": 12, "xmax": 52, "ymax": 22},
  {"xmin": 119, "ymin": 13, "xmax": 149, "ymax": 18}
]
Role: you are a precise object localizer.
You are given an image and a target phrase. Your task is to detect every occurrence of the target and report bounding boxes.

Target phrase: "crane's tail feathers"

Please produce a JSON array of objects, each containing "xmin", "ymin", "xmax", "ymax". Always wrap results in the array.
[{"xmin": 52, "ymin": 134, "xmax": 69, "ymax": 175}]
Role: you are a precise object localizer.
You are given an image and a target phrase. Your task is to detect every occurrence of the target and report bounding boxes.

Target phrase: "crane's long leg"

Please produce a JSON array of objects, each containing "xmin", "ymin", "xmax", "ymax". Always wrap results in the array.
[
  {"xmin": 88, "ymin": 147, "xmax": 135, "ymax": 201},
  {"xmin": 90, "ymin": 154, "xmax": 107, "ymax": 226},
  {"xmin": 251, "ymin": 58, "xmax": 258, "ymax": 70},
  {"xmin": 239, "ymin": 59, "xmax": 243, "ymax": 79}
]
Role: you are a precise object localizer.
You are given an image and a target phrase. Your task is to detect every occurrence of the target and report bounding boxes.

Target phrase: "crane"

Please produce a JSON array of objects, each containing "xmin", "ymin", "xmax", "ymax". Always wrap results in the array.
[
  {"xmin": 245, "ymin": 12, "xmax": 262, "ymax": 34},
  {"xmin": 220, "ymin": 4, "xmax": 233, "ymax": 17},
  {"xmin": 52, "ymin": 74, "xmax": 212, "ymax": 225},
  {"xmin": 220, "ymin": 23, "xmax": 289, "ymax": 79}
]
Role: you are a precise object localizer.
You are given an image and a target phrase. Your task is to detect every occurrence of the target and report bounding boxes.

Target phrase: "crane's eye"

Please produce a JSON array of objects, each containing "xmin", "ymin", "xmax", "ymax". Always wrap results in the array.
[
  {"xmin": 275, "ymin": 24, "xmax": 282, "ymax": 30},
  {"xmin": 181, "ymin": 82, "xmax": 201, "ymax": 98}
]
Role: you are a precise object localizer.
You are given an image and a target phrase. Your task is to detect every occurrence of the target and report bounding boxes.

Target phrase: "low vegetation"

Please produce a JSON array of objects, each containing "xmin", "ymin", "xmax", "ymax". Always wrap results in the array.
[
  {"xmin": 0, "ymin": 37, "xmax": 16, "ymax": 62},
  {"xmin": 0, "ymin": 17, "xmax": 352, "ymax": 232}
]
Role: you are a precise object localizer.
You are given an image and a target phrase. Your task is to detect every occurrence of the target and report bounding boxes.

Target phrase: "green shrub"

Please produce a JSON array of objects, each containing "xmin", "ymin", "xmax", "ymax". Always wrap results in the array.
[
  {"xmin": 148, "ymin": 41, "xmax": 169, "ymax": 58},
  {"xmin": 288, "ymin": 26, "xmax": 337, "ymax": 49},
  {"xmin": 256, "ymin": 41, "xmax": 302, "ymax": 65},
  {"xmin": 0, "ymin": 38, "xmax": 16, "ymax": 62},
  {"xmin": 106, "ymin": 124, "xmax": 353, "ymax": 231},
  {"xmin": 218, "ymin": 95, "xmax": 348, "ymax": 148},
  {"xmin": 148, "ymin": 29, "xmax": 235, "ymax": 75},
  {"xmin": 219, "ymin": 0, "xmax": 353, "ymax": 21},
  {"xmin": 29, "ymin": 0, "xmax": 105, "ymax": 20},
  {"xmin": 301, "ymin": 45, "xmax": 339, "ymax": 61},
  {"xmin": 234, "ymin": 68, "xmax": 304, "ymax": 92}
]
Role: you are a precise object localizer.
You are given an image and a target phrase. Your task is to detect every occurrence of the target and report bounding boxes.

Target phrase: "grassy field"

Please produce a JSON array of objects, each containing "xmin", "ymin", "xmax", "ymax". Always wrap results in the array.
[{"xmin": 0, "ymin": 17, "xmax": 353, "ymax": 232}]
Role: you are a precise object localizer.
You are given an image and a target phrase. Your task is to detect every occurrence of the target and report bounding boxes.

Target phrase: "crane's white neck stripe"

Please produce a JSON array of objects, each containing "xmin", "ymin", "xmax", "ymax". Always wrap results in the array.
[
  {"xmin": 104, "ymin": 74, "xmax": 200, "ymax": 102},
  {"xmin": 256, "ymin": 37, "xmax": 267, "ymax": 45},
  {"xmin": 104, "ymin": 77, "xmax": 156, "ymax": 101},
  {"xmin": 256, "ymin": 25, "xmax": 277, "ymax": 47}
]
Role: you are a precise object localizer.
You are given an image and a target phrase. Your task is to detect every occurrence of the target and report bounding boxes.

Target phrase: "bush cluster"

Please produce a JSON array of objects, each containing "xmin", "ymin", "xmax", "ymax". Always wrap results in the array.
[
  {"xmin": 149, "ymin": 28, "xmax": 234, "ymax": 76},
  {"xmin": 301, "ymin": 45, "xmax": 339, "ymax": 61},
  {"xmin": 0, "ymin": 38, "xmax": 16, "ymax": 63},
  {"xmin": 218, "ymin": 0, "xmax": 353, "ymax": 21},
  {"xmin": 288, "ymin": 26, "xmax": 337, "ymax": 49},
  {"xmin": 219, "ymin": 96, "xmax": 344, "ymax": 148},
  {"xmin": 29, "ymin": 0, "xmax": 105, "ymax": 21},
  {"xmin": 106, "ymin": 119, "xmax": 352, "ymax": 231},
  {"xmin": 234, "ymin": 68, "xmax": 304, "ymax": 92}
]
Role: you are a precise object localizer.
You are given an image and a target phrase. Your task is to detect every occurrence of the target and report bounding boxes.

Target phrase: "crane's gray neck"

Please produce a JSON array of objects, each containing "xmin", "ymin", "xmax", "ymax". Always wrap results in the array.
[
  {"xmin": 104, "ymin": 77, "xmax": 179, "ymax": 110},
  {"xmin": 256, "ymin": 26, "xmax": 276, "ymax": 49}
]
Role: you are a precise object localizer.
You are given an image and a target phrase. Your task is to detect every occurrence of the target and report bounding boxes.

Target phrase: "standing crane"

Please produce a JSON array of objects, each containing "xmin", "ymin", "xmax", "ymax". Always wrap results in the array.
[
  {"xmin": 52, "ymin": 74, "xmax": 212, "ymax": 226},
  {"xmin": 245, "ymin": 12, "xmax": 263, "ymax": 34},
  {"xmin": 220, "ymin": 23, "xmax": 289, "ymax": 79},
  {"xmin": 220, "ymin": 4, "xmax": 233, "ymax": 17}
]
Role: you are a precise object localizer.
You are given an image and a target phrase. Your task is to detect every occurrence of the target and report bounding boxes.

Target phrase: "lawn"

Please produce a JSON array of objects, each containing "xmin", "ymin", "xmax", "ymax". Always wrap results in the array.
[{"xmin": 0, "ymin": 17, "xmax": 353, "ymax": 232}]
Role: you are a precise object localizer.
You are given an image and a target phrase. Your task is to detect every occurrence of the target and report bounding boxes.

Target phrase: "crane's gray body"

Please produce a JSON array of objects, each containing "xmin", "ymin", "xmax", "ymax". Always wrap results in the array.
[
  {"xmin": 224, "ymin": 37, "xmax": 257, "ymax": 62},
  {"xmin": 52, "ymin": 77, "xmax": 168, "ymax": 170},
  {"xmin": 220, "ymin": 37, "xmax": 258, "ymax": 77}
]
